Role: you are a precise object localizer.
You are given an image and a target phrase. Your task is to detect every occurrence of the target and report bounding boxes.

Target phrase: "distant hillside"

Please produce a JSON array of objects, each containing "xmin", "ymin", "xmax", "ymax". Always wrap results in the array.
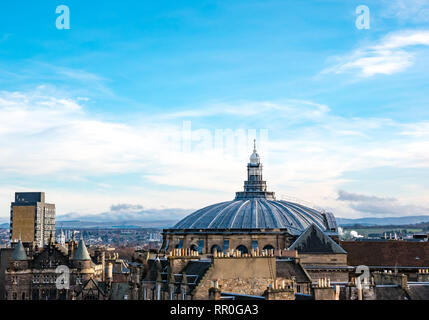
[
  {"xmin": 4, "ymin": 214, "xmax": 429, "ymax": 229},
  {"xmin": 337, "ymin": 215, "xmax": 429, "ymax": 226},
  {"xmin": 56, "ymin": 219, "xmax": 178, "ymax": 229}
]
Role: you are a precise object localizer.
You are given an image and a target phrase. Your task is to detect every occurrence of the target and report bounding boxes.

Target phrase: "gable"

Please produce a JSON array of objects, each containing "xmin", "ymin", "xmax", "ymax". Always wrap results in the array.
[{"xmin": 289, "ymin": 224, "xmax": 346, "ymax": 254}]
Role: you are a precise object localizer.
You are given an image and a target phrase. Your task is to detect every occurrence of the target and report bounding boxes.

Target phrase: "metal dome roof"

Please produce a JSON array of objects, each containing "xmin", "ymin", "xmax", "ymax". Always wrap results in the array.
[
  {"xmin": 172, "ymin": 199, "xmax": 335, "ymax": 235},
  {"xmin": 170, "ymin": 145, "xmax": 338, "ymax": 235}
]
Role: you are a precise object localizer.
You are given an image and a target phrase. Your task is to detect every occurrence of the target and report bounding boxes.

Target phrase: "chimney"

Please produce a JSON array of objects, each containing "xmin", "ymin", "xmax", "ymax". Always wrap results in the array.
[{"xmin": 106, "ymin": 262, "xmax": 113, "ymax": 283}]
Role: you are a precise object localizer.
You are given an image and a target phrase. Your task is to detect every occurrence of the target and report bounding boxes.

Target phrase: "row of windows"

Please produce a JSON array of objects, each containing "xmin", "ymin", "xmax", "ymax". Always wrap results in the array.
[
  {"xmin": 171, "ymin": 241, "xmax": 275, "ymax": 254},
  {"xmin": 32, "ymin": 274, "xmax": 82, "ymax": 284}
]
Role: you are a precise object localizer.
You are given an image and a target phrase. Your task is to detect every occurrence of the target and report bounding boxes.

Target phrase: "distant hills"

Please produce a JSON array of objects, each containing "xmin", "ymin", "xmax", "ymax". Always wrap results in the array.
[
  {"xmin": 337, "ymin": 215, "xmax": 429, "ymax": 226},
  {"xmin": 55, "ymin": 219, "xmax": 178, "ymax": 229},
  {"xmin": 2, "ymin": 215, "xmax": 429, "ymax": 229}
]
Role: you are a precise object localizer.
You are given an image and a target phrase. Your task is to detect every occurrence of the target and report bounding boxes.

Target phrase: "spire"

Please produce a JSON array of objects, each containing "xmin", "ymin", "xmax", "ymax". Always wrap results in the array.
[
  {"xmin": 72, "ymin": 239, "xmax": 91, "ymax": 260},
  {"xmin": 12, "ymin": 239, "xmax": 28, "ymax": 261}
]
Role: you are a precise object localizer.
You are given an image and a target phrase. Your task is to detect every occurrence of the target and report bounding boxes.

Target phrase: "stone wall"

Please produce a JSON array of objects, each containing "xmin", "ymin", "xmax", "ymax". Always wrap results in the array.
[
  {"xmin": 163, "ymin": 231, "xmax": 295, "ymax": 254},
  {"xmin": 305, "ymin": 270, "xmax": 349, "ymax": 283},
  {"xmin": 373, "ymin": 271, "xmax": 407, "ymax": 289},
  {"xmin": 264, "ymin": 288, "xmax": 294, "ymax": 300},
  {"xmin": 194, "ymin": 257, "xmax": 276, "ymax": 299},
  {"xmin": 313, "ymin": 287, "xmax": 335, "ymax": 300},
  {"xmin": 299, "ymin": 253, "xmax": 347, "ymax": 266},
  {"xmin": 0, "ymin": 248, "xmax": 13, "ymax": 300}
]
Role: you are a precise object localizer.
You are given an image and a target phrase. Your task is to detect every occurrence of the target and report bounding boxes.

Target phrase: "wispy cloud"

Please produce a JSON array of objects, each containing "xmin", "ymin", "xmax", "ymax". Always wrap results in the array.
[
  {"xmin": 382, "ymin": 0, "xmax": 429, "ymax": 23},
  {"xmin": 1, "ymin": 86, "xmax": 429, "ymax": 219},
  {"xmin": 324, "ymin": 30, "xmax": 429, "ymax": 77},
  {"xmin": 337, "ymin": 190, "xmax": 429, "ymax": 216},
  {"xmin": 57, "ymin": 203, "xmax": 194, "ymax": 222},
  {"xmin": 163, "ymin": 100, "xmax": 330, "ymax": 123}
]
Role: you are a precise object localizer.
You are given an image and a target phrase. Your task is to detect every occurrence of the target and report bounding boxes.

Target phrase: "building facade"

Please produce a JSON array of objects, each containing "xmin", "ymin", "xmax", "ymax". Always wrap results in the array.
[
  {"xmin": 10, "ymin": 192, "xmax": 56, "ymax": 247},
  {"xmin": 162, "ymin": 143, "xmax": 338, "ymax": 255},
  {"xmin": 3, "ymin": 234, "xmax": 130, "ymax": 300}
]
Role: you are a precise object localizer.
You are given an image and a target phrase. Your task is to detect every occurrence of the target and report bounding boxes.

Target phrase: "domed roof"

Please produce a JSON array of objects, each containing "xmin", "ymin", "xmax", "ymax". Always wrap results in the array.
[
  {"xmin": 172, "ymin": 199, "xmax": 336, "ymax": 235},
  {"xmin": 249, "ymin": 140, "xmax": 260, "ymax": 165},
  {"xmin": 171, "ymin": 144, "xmax": 338, "ymax": 235},
  {"xmin": 250, "ymin": 151, "xmax": 260, "ymax": 165}
]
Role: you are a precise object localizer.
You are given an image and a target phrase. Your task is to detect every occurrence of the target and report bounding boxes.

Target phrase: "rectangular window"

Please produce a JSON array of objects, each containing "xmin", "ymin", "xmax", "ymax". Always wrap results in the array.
[
  {"xmin": 33, "ymin": 275, "xmax": 40, "ymax": 283},
  {"xmin": 223, "ymin": 240, "xmax": 229, "ymax": 253},
  {"xmin": 177, "ymin": 239, "xmax": 183, "ymax": 249},
  {"xmin": 197, "ymin": 240, "xmax": 204, "ymax": 254},
  {"xmin": 252, "ymin": 240, "xmax": 258, "ymax": 251}
]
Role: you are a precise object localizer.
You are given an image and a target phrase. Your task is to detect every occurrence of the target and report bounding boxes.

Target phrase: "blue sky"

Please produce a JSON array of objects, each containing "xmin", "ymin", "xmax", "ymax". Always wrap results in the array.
[{"xmin": 0, "ymin": 0, "xmax": 429, "ymax": 221}]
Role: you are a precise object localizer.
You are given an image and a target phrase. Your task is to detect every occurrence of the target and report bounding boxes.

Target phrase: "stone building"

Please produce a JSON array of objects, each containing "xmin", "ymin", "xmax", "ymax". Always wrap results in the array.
[
  {"xmin": 288, "ymin": 224, "xmax": 351, "ymax": 283},
  {"xmin": 141, "ymin": 144, "xmax": 349, "ymax": 300},
  {"xmin": 162, "ymin": 143, "xmax": 339, "ymax": 255},
  {"xmin": 134, "ymin": 248, "xmax": 312, "ymax": 301},
  {"xmin": 3, "ymin": 234, "xmax": 130, "ymax": 300}
]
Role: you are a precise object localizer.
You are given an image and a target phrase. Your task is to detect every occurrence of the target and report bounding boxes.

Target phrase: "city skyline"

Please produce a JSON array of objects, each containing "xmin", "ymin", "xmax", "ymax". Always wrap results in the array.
[{"xmin": 1, "ymin": 0, "xmax": 429, "ymax": 221}]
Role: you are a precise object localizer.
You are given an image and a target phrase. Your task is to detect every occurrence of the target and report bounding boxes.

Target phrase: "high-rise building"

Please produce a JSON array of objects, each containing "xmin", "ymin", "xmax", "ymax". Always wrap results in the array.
[{"xmin": 10, "ymin": 192, "xmax": 56, "ymax": 247}]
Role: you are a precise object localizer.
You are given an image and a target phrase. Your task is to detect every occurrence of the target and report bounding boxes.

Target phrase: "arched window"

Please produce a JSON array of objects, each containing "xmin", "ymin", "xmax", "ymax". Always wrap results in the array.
[
  {"xmin": 236, "ymin": 245, "xmax": 248, "ymax": 254},
  {"xmin": 210, "ymin": 245, "xmax": 221, "ymax": 254},
  {"xmin": 263, "ymin": 245, "xmax": 275, "ymax": 251}
]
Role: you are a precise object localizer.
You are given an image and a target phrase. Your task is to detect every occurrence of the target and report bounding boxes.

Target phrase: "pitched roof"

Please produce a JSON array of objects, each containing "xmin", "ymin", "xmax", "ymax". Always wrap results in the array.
[
  {"xmin": 408, "ymin": 285, "xmax": 429, "ymax": 300},
  {"xmin": 109, "ymin": 282, "xmax": 130, "ymax": 300},
  {"xmin": 341, "ymin": 240, "xmax": 429, "ymax": 267},
  {"xmin": 276, "ymin": 259, "xmax": 312, "ymax": 283},
  {"xmin": 182, "ymin": 260, "xmax": 212, "ymax": 279},
  {"xmin": 72, "ymin": 239, "xmax": 91, "ymax": 260},
  {"xmin": 288, "ymin": 224, "xmax": 346, "ymax": 254},
  {"xmin": 12, "ymin": 240, "xmax": 28, "ymax": 261},
  {"xmin": 375, "ymin": 286, "xmax": 409, "ymax": 300}
]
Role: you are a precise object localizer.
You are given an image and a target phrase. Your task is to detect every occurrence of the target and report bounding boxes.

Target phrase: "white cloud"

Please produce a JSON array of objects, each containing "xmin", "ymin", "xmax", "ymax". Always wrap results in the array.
[
  {"xmin": 163, "ymin": 99, "xmax": 330, "ymax": 120},
  {"xmin": 1, "ymin": 87, "xmax": 429, "ymax": 220},
  {"xmin": 383, "ymin": 0, "xmax": 429, "ymax": 23},
  {"xmin": 325, "ymin": 30, "xmax": 429, "ymax": 77}
]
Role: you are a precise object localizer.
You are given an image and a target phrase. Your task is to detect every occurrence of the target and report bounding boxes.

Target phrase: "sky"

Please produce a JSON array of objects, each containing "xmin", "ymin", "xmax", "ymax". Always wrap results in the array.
[{"xmin": 0, "ymin": 0, "xmax": 429, "ymax": 222}]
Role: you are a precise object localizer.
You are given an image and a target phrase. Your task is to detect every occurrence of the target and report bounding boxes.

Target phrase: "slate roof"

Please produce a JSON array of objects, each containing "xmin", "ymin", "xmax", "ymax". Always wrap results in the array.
[
  {"xmin": 288, "ymin": 224, "xmax": 347, "ymax": 254},
  {"xmin": 276, "ymin": 259, "xmax": 312, "ymax": 283},
  {"xmin": 408, "ymin": 284, "xmax": 429, "ymax": 300},
  {"xmin": 375, "ymin": 286, "xmax": 409, "ymax": 300},
  {"xmin": 109, "ymin": 282, "xmax": 131, "ymax": 300},
  {"xmin": 172, "ymin": 200, "xmax": 335, "ymax": 235},
  {"xmin": 182, "ymin": 260, "xmax": 212, "ymax": 279},
  {"xmin": 12, "ymin": 240, "xmax": 28, "ymax": 261},
  {"xmin": 341, "ymin": 241, "xmax": 429, "ymax": 267},
  {"xmin": 72, "ymin": 239, "xmax": 91, "ymax": 260}
]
